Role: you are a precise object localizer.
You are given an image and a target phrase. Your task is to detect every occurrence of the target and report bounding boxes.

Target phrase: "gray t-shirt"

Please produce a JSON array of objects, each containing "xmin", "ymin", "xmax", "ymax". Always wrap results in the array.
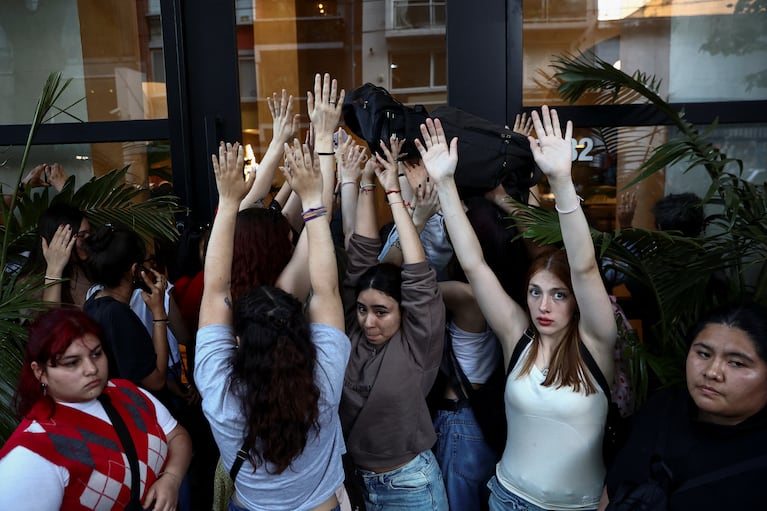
[{"xmin": 195, "ymin": 323, "xmax": 350, "ymax": 511}]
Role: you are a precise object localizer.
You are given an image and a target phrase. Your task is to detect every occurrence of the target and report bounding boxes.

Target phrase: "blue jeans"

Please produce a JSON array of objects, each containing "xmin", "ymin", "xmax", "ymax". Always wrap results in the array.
[
  {"xmin": 227, "ymin": 497, "xmax": 340, "ymax": 511},
  {"xmin": 487, "ymin": 476, "xmax": 596, "ymax": 511},
  {"xmin": 356, "ymin": 450, "xmax": 449, "ymax": 510},
  {"xmin": 433, "ymin": 406, "xmax": 497, "ymax": 511}
]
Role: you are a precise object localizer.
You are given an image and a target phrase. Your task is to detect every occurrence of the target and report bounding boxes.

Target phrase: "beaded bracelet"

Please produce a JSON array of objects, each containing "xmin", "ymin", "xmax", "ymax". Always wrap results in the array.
[
  {"xmin": 554, "ymin": 195, "xmax": 584, "ymax": 215},
  {"xmin": 302, "ymin": 206, "xmax": 328, "ymax": 223}
]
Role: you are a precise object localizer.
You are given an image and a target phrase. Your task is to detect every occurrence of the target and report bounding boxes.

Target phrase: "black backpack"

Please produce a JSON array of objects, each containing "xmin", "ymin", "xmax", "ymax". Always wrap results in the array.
[
  {"xmin": 430, "ymin": 106, "xmax": 541, "ymax": 202},
  {"xmin": 342, "ymin": 83, "xmax": 428, "ymax": 159}
]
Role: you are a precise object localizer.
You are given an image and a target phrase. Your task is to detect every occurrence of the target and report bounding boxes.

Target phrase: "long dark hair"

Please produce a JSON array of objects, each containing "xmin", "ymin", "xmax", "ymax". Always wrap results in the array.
[
  {"xmin": 230, "ymin": 208, "xmax": 293, "ymax": 304},
  {"xmin": 517, "ymin": 248, "xmax": 598, "ymax": 395},
  {"xmin": 15, "ymin": 309, "xmax": 104, "ymax": 418},
  {"xmin": 84, "ymin": 223, "xmax": 146, "ymax": 288},
  {"xmin": 19, "ymin": 204, "xmax": 86, "ymax": 304},
  {"xmin": 231, "ymin": 286, "xmax": 320, "ymax": 474}
]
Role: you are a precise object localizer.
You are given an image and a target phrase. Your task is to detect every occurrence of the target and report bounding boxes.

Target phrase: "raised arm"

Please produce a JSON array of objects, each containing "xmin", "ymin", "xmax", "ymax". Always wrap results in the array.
[
  {"xmin": 283, "ymin": 139, "xmax": 344, "ymax": 330},
  {"xmin": 308, "ymin": 72, "xmax": 344, "ymax": 216},
  {"xmin": 353, "ymin": 158, "xmax": 379, "ymax": 239},
  {"xmin": 199, "ymin": 142, "xmax": 254, "ymax": 329},
  {"xmin": 240, "ymin": 90, "xmax": 298, "ymax": 210},
  {"xmin": 528, "ymin": 106, "xmax": 616, "ymax": 368},
  {"xmin": 375, "ymin": 139, "xmax": 425, "ymax": 265},
  {"xmin": 275, "ymin": 73, "xmax": 344, "ymax": 301},
  {"xmin": 337, "ymin": 133, "xmax": 368, "ymax": 249},
  {"xmin": 41, "ymin": 224, "xmax": 75, "ymax": 303},
  {"xmin": 418, "ymin": 118, "xmax": 528, "ymax": 365}
]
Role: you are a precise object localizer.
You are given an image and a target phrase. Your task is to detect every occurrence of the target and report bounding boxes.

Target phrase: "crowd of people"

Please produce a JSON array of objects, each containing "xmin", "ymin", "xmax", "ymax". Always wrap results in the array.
[{"xmin": 1, "ymin": 72, "xmax": 766, "ymax": 511}]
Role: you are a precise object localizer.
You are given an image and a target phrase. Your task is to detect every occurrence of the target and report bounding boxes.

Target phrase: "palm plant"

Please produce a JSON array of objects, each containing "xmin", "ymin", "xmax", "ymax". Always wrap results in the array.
[
  {"xmin": 514, "ymin": 53, "xmax": 767, "ymax": 402},
  {"xmin": 0, "ymin": 73, "xmax": 184, "ymax": 442}
]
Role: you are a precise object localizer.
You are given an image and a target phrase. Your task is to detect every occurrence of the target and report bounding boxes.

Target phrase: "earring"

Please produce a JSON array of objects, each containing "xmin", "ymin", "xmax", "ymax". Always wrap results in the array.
[{"xmin": 41, "ymin": 382, "xmax": 47, "ymax": 397}]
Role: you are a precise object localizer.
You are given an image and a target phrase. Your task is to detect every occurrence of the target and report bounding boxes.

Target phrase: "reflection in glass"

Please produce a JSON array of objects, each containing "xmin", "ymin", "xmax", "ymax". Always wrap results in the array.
[
  {"xmin": 0, "ymin": 0, "xmax": 167, "ymax": 125},
  {"xmin": 237, "ymin": 1, "xmax": 447, "ymax": 159},
  {"xmin": 523, "ymin": 0, "xmax": 767, "ymax": 106},
  {"xmin": 0, "ymin": 141, "xmax": 172, "ymax": 197}
]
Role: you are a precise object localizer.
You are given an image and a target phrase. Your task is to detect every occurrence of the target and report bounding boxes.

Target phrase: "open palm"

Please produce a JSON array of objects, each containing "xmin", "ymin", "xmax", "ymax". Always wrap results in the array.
[{"xmin": 415, "ymin": 118, "xmax": 458, "ymax": 183}]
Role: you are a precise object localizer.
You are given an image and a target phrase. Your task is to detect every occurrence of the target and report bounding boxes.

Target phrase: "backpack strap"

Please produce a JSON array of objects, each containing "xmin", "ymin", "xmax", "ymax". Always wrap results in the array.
[
  {"xmin": 98, "ymin": 394, "xmax": 142, "ymax": 510},
  {"xmin": 229, "ymin": 441, "xmax": 250, "ymax": 481},
  {"xmin": 507, "ymin": 328, "xmax": 535, "ymax": 376},
  {"xmin": 444, "ymin": 331, "xmax": 471, "ymax": 403},
  {"xmin": 579, "ymin": 341, "xmax": 611, "ymax": 401}
]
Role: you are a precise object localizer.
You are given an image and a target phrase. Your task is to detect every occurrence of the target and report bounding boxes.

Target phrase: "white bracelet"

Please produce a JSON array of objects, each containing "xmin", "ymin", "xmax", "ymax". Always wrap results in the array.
[{"xmin": 554, "ymin": 195, "xmax": 584, "ymax": 215}]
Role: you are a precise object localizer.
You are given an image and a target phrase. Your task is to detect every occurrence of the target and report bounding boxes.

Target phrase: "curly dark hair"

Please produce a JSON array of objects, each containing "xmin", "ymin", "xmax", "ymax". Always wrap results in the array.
[
  {"xmin": 231, "ymin": 286, "xmax": 320, "ymax": 474},
  {"xmin": 230, "ymin": 208, "xmax": 293, "ymax": 303}
]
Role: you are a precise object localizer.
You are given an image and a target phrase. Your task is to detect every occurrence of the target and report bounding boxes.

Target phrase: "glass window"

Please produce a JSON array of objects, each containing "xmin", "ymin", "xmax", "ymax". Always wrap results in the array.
[
  {"xmin": 0, "ymin": 140, "xmax": 173, "ymax": 196},
  {"xmin": 393, "ymin": 1, "xmax": 447, "ymax": 29},
  {"xmin": 0, "ymin": 0, "xmax": 167, "ymax": 124},
  {"xmin": 238, "ymin": 1, "xmax": 447, "ymax": 158},
  {"xmin": 523, "ymin": 0, "xmax": 767, "ymax": 106}
]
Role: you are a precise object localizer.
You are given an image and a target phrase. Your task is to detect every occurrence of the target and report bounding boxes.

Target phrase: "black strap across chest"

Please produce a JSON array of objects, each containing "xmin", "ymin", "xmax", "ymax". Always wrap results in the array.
[{"xmin": 98, "ymin": 394, "xmax": 142, "ymax": 510}]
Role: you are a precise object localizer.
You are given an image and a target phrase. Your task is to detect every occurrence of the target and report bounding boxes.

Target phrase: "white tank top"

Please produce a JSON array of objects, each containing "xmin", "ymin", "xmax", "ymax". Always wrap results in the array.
[{"xmin": 496, "ymin": 342, "xmax": 607, "ymax": 510}]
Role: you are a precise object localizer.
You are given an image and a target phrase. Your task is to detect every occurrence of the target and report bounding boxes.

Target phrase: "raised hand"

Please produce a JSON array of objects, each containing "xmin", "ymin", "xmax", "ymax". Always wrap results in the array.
[
  {"xmin": 617, "ymin": 190, "xmax": 637, "ymax": 229},
  {"xmin": 411, "ymin": 179, "xmax": 440, "ymax": 227},
  {"xmin": 211, "ymin": 142, "xmax": 253, "ymax": 206},
  {"xmin": 528, "ymin": 106, "xmax": 573, "ymax": 183},
  {"xmin": 373, "ymin": 136, "xmax": 403, "ymax": 192},
  {"xmin": 140, "ymin": 267, "xmax": 169, "ymax": 313},
  {"xmin": 307, "ymin": 73, "xmax": 345, "ymax": 149},
  {"xmin": 512, "ymin": 112, "xmax": 533, "ymax": 136},
  {"xmin": 282, "ymin": 139, "xmax": 323, "ymax": 206},
  {"xmin": 338, "ymin": 132, "xmax": 368, "ymax": 185},
  {"xmin": 268, "ymin": 89, "xmax": 299, "ymax": 147},
  {"xmin": 42, "ymin": 224, "xmax": 75, "ymax": 276},
  {"xmin": 20, "ymin": 164, "xmax": 49, "ymax": 188},
  {"xmin": 415, "ymin": 118, "xmax": 458, "ymax": 184}
]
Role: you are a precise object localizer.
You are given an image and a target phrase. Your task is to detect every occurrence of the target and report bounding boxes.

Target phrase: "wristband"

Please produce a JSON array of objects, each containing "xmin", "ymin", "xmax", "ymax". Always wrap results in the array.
[
  {"xmin": 341, "ymin": 181, "xmax": 357, "ymax": 187},
  {"xmin": 385, "ymin": 189, "xmax": 402, "ymax": 195},
  {"xmin": 387, "ymin": 200, "xmax": 404, "ymax": 206},
  {"xmin": 153, "ymin": 318, "xmax": 170, "ymax": 323},
  {"xmin": 302, "ymin": 206, "xmax": 328, "ymax": 222},
  {"xmin": 316, "ymin": 152, "xmax": 335, "ymax": 156},
  {"xmin": 44, "ymin": 275, "xmax": 65, "ymax": 282},
  {"xmin": 359, "ymin": 183, "xmax": 376, "ymax": 191},
  {"xmin": 554, "ymin": 195, "xmax": 584, "ymax": 215}
]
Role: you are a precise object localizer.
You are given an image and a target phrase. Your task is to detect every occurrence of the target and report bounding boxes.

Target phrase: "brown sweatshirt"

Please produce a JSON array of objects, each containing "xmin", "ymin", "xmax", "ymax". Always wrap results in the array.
[{"xmin": 340, "ymin": 234, "xmax": 445, "ymax": 469}]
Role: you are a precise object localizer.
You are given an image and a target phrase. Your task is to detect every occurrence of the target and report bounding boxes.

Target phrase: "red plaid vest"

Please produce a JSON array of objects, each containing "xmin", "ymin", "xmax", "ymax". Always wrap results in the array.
[{"xmin": 0, "ymin": 379, "xmax": 168, "ymax": 510}]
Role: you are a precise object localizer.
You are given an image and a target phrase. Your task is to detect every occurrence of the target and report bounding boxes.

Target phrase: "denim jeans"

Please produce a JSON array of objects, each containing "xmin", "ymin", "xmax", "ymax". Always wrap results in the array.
[
  {"xmin": 487, "ymin": 476, "xmax": 596, "ymax": 511},
  {"xmin": 227, "ymin": 497, "xmax": 340, "ymax": 511},
  {"xmin": 433, "ymin": 406, "xmax": 497, "ymax": 511},
  {"xmin": 356, "ymin": 450, "xmax": 449, "ymax": 510}
]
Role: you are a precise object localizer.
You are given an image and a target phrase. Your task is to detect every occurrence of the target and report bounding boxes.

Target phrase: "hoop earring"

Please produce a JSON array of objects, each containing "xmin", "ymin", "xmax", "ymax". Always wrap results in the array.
[{"xmin": 41, "ymin": 382, "xmax": 47, "ymax": 397}]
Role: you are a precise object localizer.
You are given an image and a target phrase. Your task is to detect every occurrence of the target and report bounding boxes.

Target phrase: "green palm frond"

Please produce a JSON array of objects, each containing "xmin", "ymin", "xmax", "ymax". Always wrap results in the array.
[
  {"xmin": 0, "ymin": 274, "xmax": 61, "ymax": 440},
  {"xmin": 55, "ymin": 166, "xmax": 185, "ymax": 243},
  {"xmin": 551, "ymin": 52, "xmax": 666, "ymax": 111}
]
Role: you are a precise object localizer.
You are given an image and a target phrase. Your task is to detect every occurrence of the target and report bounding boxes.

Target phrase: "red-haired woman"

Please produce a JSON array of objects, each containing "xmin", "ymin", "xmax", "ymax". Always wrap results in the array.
[
  {"xmin": 421, "ymin": 107, "xmax": 616, "ymax": 511},
  {"xmin": 0, "ymin": 308, "xmax": 192, "ymax": 511}
]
